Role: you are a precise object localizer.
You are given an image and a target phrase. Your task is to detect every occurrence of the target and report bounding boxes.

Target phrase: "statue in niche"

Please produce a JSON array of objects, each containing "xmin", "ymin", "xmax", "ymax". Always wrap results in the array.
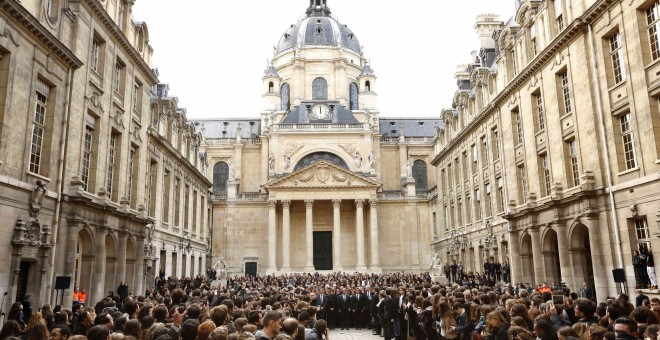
[
  {"xmin": 228, "ymin": 161, "xmax": 236, "ymax": 180},
  {"xmin": 354, "ymin": 151, "xmax": 362, "ymax": 170},
  {"xmin": 406, "ymin": 158, "xmax": 413, "ymax": 178},
  {"xmin": 368, "ymin": 152, "xmax": 375, "ymax": 170},
  {"xmin": 283, "ymin": 154, "xmax": 291, "ymax": 171},
  {"xmin": 29, "ymin": 180, "xmax": 47, "ymax": 219},
  {"xmin": 268, "ymin": 153, "xmax": 275, "ymax": 171}
]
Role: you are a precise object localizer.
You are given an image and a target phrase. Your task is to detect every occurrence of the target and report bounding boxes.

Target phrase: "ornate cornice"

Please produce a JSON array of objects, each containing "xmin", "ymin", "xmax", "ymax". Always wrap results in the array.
[{"xmin": 0, "ymin": 0, "xmax": 83, "ymax": 69}]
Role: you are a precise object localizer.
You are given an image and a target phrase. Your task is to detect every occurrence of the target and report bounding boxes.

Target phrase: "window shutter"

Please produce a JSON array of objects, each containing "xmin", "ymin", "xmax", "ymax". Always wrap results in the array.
[
  {"xmin": 36, "ymin": 79, "xmax": 50, "ymax": 96},
  {"xmin": 554, "ymin": 0, "xmax": 563, "ymax": 18}
]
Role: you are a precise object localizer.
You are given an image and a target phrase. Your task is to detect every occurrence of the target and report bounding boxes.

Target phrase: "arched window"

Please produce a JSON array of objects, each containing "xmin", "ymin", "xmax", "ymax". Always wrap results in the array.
[
  {"xmin": 349, "ymin": 83, "xmax": 359, "ymax": 110},
  {"xmin": 412, "ymin": 160, "xmax": 429, "ymax": 192},
  {"xmin": 294, "ymin": 152, "xmax": 348, "ymax": 171},
  {"xmin": 312, "ymin": 78, "xmax": 328, "ymax": 100},
  {"xmin": 281, "ymin": 83, "xmax": 290, "ymax": 111},
  {"xmin": 365, "ymin": 80, "xmax": 371, "ymax": 92},
  {"xmin": 213, "ymin": 162, "xmax": 229, "ymax": 193},
  {"xmin": 268, "ymin": 82, "xmax": 274, "ymax": 93}
]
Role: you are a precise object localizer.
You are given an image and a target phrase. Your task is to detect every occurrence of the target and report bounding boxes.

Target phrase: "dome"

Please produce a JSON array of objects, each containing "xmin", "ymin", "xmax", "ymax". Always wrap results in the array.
[{"xmin": 275, "ymin": 3, "xmax": 361, "ymax": 55}]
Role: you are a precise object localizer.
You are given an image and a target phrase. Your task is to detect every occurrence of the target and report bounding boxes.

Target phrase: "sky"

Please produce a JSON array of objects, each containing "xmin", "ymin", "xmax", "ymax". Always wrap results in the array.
[{"xmin": 132, "ymin": 1, "xmax": 515, "ymax": 119}]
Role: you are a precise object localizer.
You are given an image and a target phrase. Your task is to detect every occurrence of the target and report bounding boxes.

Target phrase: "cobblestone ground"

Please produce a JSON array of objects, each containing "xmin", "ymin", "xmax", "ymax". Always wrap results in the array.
[{"xmin": 328, "ymin": 328, "xmax": 382, "ymax": 340}]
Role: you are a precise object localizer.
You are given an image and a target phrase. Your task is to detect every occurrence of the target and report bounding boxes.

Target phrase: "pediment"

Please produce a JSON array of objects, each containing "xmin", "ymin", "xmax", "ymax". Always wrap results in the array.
[{"xmin": 265, "ymin": 161, "xmax": 381, "ymax": 190}]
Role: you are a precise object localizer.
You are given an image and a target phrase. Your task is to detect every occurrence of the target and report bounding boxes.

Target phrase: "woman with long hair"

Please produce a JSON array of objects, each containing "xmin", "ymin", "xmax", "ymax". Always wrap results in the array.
[
  {"xmin": 0, "ymin": 320, "xmax": 22, "ymax": 340},
  {"xmin": 484, "ymin": 311, "xmax": 509, "ymax": 340},
  {"xmin": 8, "ymin": 301, "xmax": 26, "ymax": 328},
  {"xmin": 73, "ymin": 311, "xmax": 94, "ymax": 336},
  {"xmin": 26, "ymin": 312, "xmax": 46, "ymax": 334},
  {"xmin": 41, "ymin": 305, "xmax": 54, "ymax": 331},
  {"xmin": 438, "ymin": 301, "xmax": 457, "ymax": 340},
  {"xmin": 26, "ymin": 322, "xmax": 49, "ymax": 340}
]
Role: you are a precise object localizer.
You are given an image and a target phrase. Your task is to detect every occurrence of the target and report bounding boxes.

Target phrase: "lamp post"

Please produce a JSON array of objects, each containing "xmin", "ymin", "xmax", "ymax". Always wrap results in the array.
[
  {"xmin": 448, "ymin": 229, "xmax": 467, "ymax": 260},
  {"xmin": 180, "ymin": 232, "xmax": 192, "ymax": 254}
]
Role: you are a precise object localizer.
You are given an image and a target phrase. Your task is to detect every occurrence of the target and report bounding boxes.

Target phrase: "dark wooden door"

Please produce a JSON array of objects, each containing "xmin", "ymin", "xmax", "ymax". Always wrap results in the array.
[
  {"xmin": 16, "ymin": 261, "xmax": 29, "ymax": 302},
  {"xmin": 245, "ymin": 262, "xmax": 258, "ymax": 277},
  {"xmin": 313, "ymin": 231, "xmax": 333, "ymax": 270}
]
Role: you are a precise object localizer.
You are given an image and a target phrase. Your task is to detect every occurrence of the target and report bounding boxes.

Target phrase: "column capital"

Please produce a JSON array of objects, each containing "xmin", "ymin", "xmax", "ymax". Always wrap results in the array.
[
  {"xmin": 355, "ymin": 199, "xmax": 365, "ymax": 208},
  {"xmin": 281, "ymin": 200, "xmax": 291, "ymax": 209},
  {"xmin": 305, "ymin": 200, "xmax": 314, "ymax": 209},
  {"xmin": 369, "ymin": 199, "xmax": 378, "ymax": 207},
  {"xmin": 268, "ymin": 200, "xmax": 277, "ymax": 208},
  {"xmin": 332, "ymin": 199, "xmax": 342, "ymax": 208}
]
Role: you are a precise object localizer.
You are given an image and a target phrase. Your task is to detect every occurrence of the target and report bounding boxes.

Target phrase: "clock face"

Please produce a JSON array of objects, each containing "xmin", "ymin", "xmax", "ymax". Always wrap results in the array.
[{"xmin": 311, "ymin": 104, "xmax": 330, "ymax": 120}]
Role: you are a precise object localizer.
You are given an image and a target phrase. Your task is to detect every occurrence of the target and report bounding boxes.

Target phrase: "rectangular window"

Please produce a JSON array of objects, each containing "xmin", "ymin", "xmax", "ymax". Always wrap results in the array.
[
  {"xmin": 636, "ymin": 218, "xmax": 650, "ymax": 241},
  {"xmin": 174, "ymin": 178, "xmax": 181, "ymax": 227},
  {"xmin": 567, "ymin": 140, "xmax": 580, "ymax": 187},
  {"xmin": 163, "ymin": 170, "xmax": 170, "ymax": 223},
  {"xmin": 511, "ymin": 48, "xmax": 518, "ymax": 76},
  {"xmin": 91, "ymin": 38, "xmax": 100, "ymax": 73},
  {"xmin": 457, "ymin": 200, "xmax": 463, "ymax": 227},
  {"xmin": 474, "ymin": 188, "xmax": 482, "ymax": 221},
  {"xmin": 471, "ymin": 144, "xmax": 478, "ymax": 173},
  {"xmin": 107, "ymin": 132, "xmax": 118, "ymax": 199},
  {"xmin": 518, "ymin": 164, "xmax": 528, "ymax": 203},
  {"xmin": 462, "ymin": 152, "xmax": 468, "ymax": 180},
  {"xmin": 184, "ymin": 185, "xmax": 190, "ymax": 230},
  {"xmin": 497, "ymin": 178, "xmax": 505, "ymax": 213},
  {"xmin": 646, "ymin": 2, "xmax": 660, "ymax": 61},
  {"xmin": 531, "ymin": 25, "xmax": 538, "ymax": 56},
  {"xmin": 117, "ymin": 0, "xmax": 124, "ymax": 29},
  {"xmin": 444, "ymin": 206, "xmax": 449, "ymax": 231},
  {"xmin": 533, "ymin": 91, "xmax": 545, "ymax": 131},
  {"xmin": 465, "ymin": 195, "xmax": 472, "ymax": 224},
  {"xmin": 609, "ymin": 33, "xmax": 626, "ymax": 84},
  {"xmin": 559, "ymin": 72, "xmax": 573, "ymax": 115},
  {"xmin": 192, "ymin": 191, "xmax": 198, "ymax": 233},
  {"xmin": 555, "ymin": 0, "xmax": 564, "ymax": 31},
  {"xmin": 447, "ymin": 164, "xmax": 453, "ymax": 189},
  {"xmin": 485, "ymin": 184, "xmax": 493, "ymax": 217},
  {"xmin": 512, "ymin": 108, "xmax": 523, "ymax": 144},
  {"xmin": 128, "ymin": 145, "xmax": 138, "ymax": 208},
  {"xmin": 114, "ymin": 59, "xmax": 126, "ymax": 94},
  {"xmin": 620, "ymin": 113, "xmax": 638, "ymax": 170},
  {"xmin": 30, "ymin": 83, "xmax": 49, "ymax": 174},
  {"xmin": 480, "ymin": 136, "xmax": 488, "ymax": 165},
  {"xmin": 133, "ymin": 79, "xmax": 143, "ymax": 113},
  {"xmin": 540, "ymin": 154, "xmax": 552, "ymax": 197},
  {"xmin": 82, "ymin": 124, "xmax": 94, "ymax": 192},
  {"xmin": 148, "ymin": 160, "xmax": 158, "ymax": 217},
  {"xmin": 492, "ymin": 128, "xmax": 500, "ymax": 161}
]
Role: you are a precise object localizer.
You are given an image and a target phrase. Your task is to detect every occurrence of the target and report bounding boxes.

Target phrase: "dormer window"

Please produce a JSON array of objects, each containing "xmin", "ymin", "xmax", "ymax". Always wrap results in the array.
[
  {"xmin": 316, "ymin": 27, "xmax": 323, "ymax": 34},
  {"xmin": 348, "ymin": 33, "xmax": 354, "ymax": 40},
  {"xmin": 365, "ymin": 80, "xmax": 371, "ymax": 92},
  {"xmin": 284, "ymin": 33, "xmax": 290, "ymax": 40}
]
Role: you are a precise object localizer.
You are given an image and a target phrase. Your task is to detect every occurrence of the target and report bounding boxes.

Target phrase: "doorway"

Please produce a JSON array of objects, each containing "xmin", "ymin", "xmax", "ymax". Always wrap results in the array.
[
  {"xmin": 313, "ymin": 231, "xmax": 333, "ymax": 270},
  {"xmin": 245, "ymin": 262, "xmax": 258, "ymax": 277},
  {"xmin": 16, "ymin": 261, "xmax": 30, "ymax": 302}
]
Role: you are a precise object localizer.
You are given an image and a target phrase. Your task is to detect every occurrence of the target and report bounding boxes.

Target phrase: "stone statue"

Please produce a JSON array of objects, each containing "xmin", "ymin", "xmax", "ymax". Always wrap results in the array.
[
  {"xmin": 268, "ymin": 153, "xmax": 275, "ymax": 171},
  {"xmin": 429, "ymin": 252, "xmax": 441, "ymax": 277},
  {"xmin": 29, "ymin": 180, "xmax": 47, "ymax": 218},
  {"xmin": 406, "ymin": 158, "xmax": 413, "ymax": 178},
  {"xmin": 213, "ymin": 257, "xmax": 228, "ymax": 278},
  {"xmin": 368, "ymin": 152, "xmax": 375, "ymax": 170},
  {"xmin": 283, "ymin": 154, "xmax": 291, "ymax": 171},
  {"xmin": 354, "ymin": 151, "xmax": 362, "ymax": 170},
  {"xmin": 228, "ymin": 161, "xmax": 236, "ymax": 180}
]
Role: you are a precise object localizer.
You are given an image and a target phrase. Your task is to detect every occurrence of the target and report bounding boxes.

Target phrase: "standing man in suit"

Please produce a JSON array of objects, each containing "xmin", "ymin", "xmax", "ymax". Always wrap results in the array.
[
  {"xmin": 323, "ymin": 287, "xmax": 338, "ymax": 330},
  {"xmin": 313, "ymin": 288, "xmax": 326, "ymax": 321},
  {"xmin": 383, "ymin": 288, "xmax": 398, "ymax": 340},
  {"xmin": 370, "ymin": 287, "xmax": 381, "ymax": 335},
  {"xmin": 397, "ymin": 286, "xmax": 408, "ymax": 339},
  {"xmin": 450, "ymin": 302, "xmax": 473, "ymax": 340},
  {"xmin": 338, "ymin": 287, "xmax": 350, "ymax": 330},
  {"xmin": 450, "ymin": 261, "xmax": 458, "ymax": 283},
  {"xmin": 483, "ymin": 259, "xmax": 491, "ymax": 281}
]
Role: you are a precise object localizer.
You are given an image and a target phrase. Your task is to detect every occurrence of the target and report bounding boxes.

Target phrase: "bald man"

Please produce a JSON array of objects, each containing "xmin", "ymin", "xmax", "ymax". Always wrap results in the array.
[{"xmin": 281, "ymin": 317, "xmax": 299, "ymax": 338}]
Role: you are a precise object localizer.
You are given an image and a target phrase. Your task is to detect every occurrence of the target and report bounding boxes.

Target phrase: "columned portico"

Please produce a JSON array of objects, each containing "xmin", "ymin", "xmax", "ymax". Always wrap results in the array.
[
  {"xmin": 369, "ymin": 199, "xmax": 381, "ymax": 273},
  {"xmin": 355, "ymin": 199, "xmax": 367, "ymax": 272},
  {"xmin": 333, "ymin": 199, "xmax": 343, "ymax": 271},
  {"xmin": 267, "ymin": 200, "xmax": 277, "ymax": 274},
  {"xmin": 281, "ymin": 200, "xmax": 292, "ymax": 271}
]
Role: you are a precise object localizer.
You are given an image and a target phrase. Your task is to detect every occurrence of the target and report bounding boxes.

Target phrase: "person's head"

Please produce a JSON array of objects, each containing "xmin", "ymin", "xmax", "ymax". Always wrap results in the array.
[
  {"xmin": 486, "ymin": 311, "xmax": 505, "ymax": 328},
  {"xmin": 262, "ymin": 310, "xmax": 281, "ymax": 336},
  {"xmin": 181, "ymin": 319, "xmax": 200, "ymax": 340},
  {"xmin": 27, "ymin": 322, "xmax": 49, "ymax": 340},
  {"xmin": 575, "ymin": 298, "xmax": 596, "ymax": 319},
  {"xmin": 125, "ymin": 300, "xmax": 139, "ymax": 317},
  {"xmin": 556, "ymin": 326, "xmax": 579, "ymax": 340},
  {"xmin": 210, "ymin": 305, "xmax": 229, "ymax": 327},
  {"xmin": 643, "ymin": 324, "xmax": 660, "ymax": 340},
  {"xmin": 313, "ymin": 319, "xmax": 327, "ymax": 335},
  {"xmin": 534, "ymin": 319, "xmax": 554, "ymax": 337},
  {"xmin": 196, "ymin": 320, "xmax": 216, "ymax": 340},
  {"xmin": 86, "ymin": 325, "xmax": 111, "ymax": 340},
  {"xmin": 50, "ymin": 325, "xmax": 72, "ymax": 340},
  {"xmin": 124, "ymin": 319, "xmax": 141, "ymax": 339},
  {"xmin": 280, "ymin": 318, "xmax": 298, "ymax": 337},
  {"xmin": 207, "ymin": 326, "xmax": 228, "ymax": 340},
  {"xmin": 613, "ymin": 318, "xmax": 637, "ymax": 337}
]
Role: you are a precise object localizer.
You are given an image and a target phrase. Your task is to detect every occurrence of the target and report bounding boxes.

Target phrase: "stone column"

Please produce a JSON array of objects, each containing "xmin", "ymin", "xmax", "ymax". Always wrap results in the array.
[
  {"xmin": 281, "ymin": 200, "xmax": 292, "ymax": 272},
  {"xmin": 509, "ymin": 231, "xmax": 522, "ymax": 285},
  {"xmin": 117, "ymin": 231, "xmax": 128, "ymax": 286},
  {"xmin": 556, "ymin": 224, "xmax": 573, "ymax": 289},
  {"xmin": 135, "ymin": 237, "xmax": 145, "ymax": 295},
  {"xmin": 164, "ymin": 247, "xmax": 172, "ymax": 277},
  {"xmin": 332, "ymin": 199, "xmax": 343, "ymax": 271},
  {"xmin": 355, "ymin": 199, "xmax": 367, "ymax": 272},
  {"xmin": 304, "ymin": 200, "xmax": 315, "ymax": 272},
  {"xmin": 529, "ymin": 228, "xmax": 544, "ymax": 285},
  {"xmin": 267, "ymin": 200, "xmax": 277, "ymax": 274},
  {"xmin": 91, "ymin": 227, "xmax": 108, "ymax": 304},
  {"xmin": 369, "ymin": 199, "xmax": 381, "ymax": 273}
]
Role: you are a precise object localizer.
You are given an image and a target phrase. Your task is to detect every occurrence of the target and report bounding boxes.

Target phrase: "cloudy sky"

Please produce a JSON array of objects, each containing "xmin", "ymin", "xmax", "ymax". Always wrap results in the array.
[{"xmin": 132, "ymin": 1, "xmax": 515, "ymax": 119}]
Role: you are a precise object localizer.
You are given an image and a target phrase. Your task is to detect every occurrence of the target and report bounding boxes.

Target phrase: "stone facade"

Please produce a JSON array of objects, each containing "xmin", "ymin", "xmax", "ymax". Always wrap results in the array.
[
  {"xmin": 432, "ymin": 0, "xmax": 660, "ymax": 301},
  {"xmin": 0, "ymin": 0, "xmax": 210, "ymax": 312}
]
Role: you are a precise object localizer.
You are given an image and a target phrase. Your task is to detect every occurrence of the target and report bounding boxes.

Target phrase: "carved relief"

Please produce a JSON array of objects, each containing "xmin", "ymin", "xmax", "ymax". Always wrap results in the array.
[
  {"xmin": 85, "ymin": 91, "xmax": 105, "ymax": 113},
  {"xmin": 338, "ymin": 144, "xmax": 358, "ymax": 156}
]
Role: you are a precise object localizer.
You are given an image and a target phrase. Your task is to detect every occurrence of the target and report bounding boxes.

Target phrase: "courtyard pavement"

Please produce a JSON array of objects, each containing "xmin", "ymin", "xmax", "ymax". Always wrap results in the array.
[{"xmin": 328, "ymin": 328, "xmax": 382, "ymax": 339}]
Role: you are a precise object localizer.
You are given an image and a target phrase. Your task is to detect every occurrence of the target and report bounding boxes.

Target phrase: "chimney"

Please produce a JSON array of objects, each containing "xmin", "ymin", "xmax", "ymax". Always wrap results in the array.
[{"xmin": 474, "ymin": 14, "xmax": 504, "ymax": 50}]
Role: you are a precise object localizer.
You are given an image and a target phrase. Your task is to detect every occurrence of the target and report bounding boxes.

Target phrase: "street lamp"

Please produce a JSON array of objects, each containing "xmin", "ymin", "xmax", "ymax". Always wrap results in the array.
[
  {"xmin": 180, "ymin": 232, "xmax": 192, "ymax": 254},
  {"xmin": 483, "ymin": 220, "xmax": 497, "ymax": 261},
  {"xmin": 448, "ymin": 229, "xmax": 467, "ymax": 258}
]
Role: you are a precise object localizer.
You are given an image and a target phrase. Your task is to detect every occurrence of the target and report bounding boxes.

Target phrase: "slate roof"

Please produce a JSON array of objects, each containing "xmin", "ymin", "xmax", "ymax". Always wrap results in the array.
[
  {"xmin": 276, "ymin": 16, "xmax": 361, "ymax": 55},
  {"xmin": 379, "ymin": 118, "xmax": 444, "ymax": 138}
]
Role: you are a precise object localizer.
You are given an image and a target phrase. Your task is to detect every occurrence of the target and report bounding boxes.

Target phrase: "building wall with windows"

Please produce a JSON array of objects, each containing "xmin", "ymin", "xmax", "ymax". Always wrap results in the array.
[
  {"xmin": 432, "ymin": 0, "xmax": 660, "ymax": 300},
  {"xmin": 0, "ymin": 0, "xmax": 210, "ymax": 312}
]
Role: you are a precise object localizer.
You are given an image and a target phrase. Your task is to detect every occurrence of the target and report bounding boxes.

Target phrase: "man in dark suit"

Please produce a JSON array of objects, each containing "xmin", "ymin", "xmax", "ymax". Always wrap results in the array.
[
  {"xmin": 483, "ymin": 259, "xmax": 491, "ymax": 280},
  {"xmin": 450, "ymin": 261, "xmax": 458, "ymax": 282},
  {"xmin": 396, "ymin": 286, "xmax": 408, "ymax": 339},
  {"xmin": 370, "ymin": 288, "xmax": 381, "ymax": 335},
  {"xmin": 383, "ymin": 288, "xmax": 398, "ymax": 340},
  {"xmin": 322, "ymin": 288, "xmax": 338, "ymax": 330},
  {"xmin": 337, "ymin": 287, "xmax": 350, "ymax": 330},
  {"xmin": 349, "ymin": 288, "xmax": 363, "ymax": 329},
  {"xmin": 451, "ymin": 302, "xmax": 473, "ymax": 340},
  {"xmin": 313, "ymin": 289, "xmax": 327, "ymax": 321}
]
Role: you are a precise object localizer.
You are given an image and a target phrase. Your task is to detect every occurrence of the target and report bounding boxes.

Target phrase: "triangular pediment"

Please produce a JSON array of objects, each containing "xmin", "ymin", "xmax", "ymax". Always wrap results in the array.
[{"xmin": 266, "ymin": 161, "xmax": 381, "ymax": 190}]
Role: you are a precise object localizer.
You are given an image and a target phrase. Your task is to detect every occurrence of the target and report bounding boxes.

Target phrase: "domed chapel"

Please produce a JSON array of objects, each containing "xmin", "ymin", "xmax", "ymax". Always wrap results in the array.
[{"xmin": 195, "ymin": 0, "xmax": 441, "ymax": 275}]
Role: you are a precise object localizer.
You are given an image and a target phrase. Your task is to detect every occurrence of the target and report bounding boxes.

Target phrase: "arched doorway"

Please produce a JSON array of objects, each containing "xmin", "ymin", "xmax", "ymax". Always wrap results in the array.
[
  {"xmin": 571, "ymin": 224, "xmax": 595, "ymax": 299},
  {"xmin": 104, "ymin": 234, "xmax": 117, "ymax": 295},
  {"xmin": 543, "ymin": 229, "xmax": 561, "ymax": 285},
  {"xmin": 521, "ymin": 234, "xmax": 534, "ymax": 285},
  {"xmin": 74, "ymin": 229, "xmax": 94, "ymax": 292}
]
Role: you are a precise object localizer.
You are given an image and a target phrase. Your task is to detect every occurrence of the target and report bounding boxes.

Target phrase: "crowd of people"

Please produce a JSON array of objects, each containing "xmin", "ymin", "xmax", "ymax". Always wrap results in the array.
[{"xmin": 1, "ymin": 270, "xmax": 659, "ymax": 340}]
